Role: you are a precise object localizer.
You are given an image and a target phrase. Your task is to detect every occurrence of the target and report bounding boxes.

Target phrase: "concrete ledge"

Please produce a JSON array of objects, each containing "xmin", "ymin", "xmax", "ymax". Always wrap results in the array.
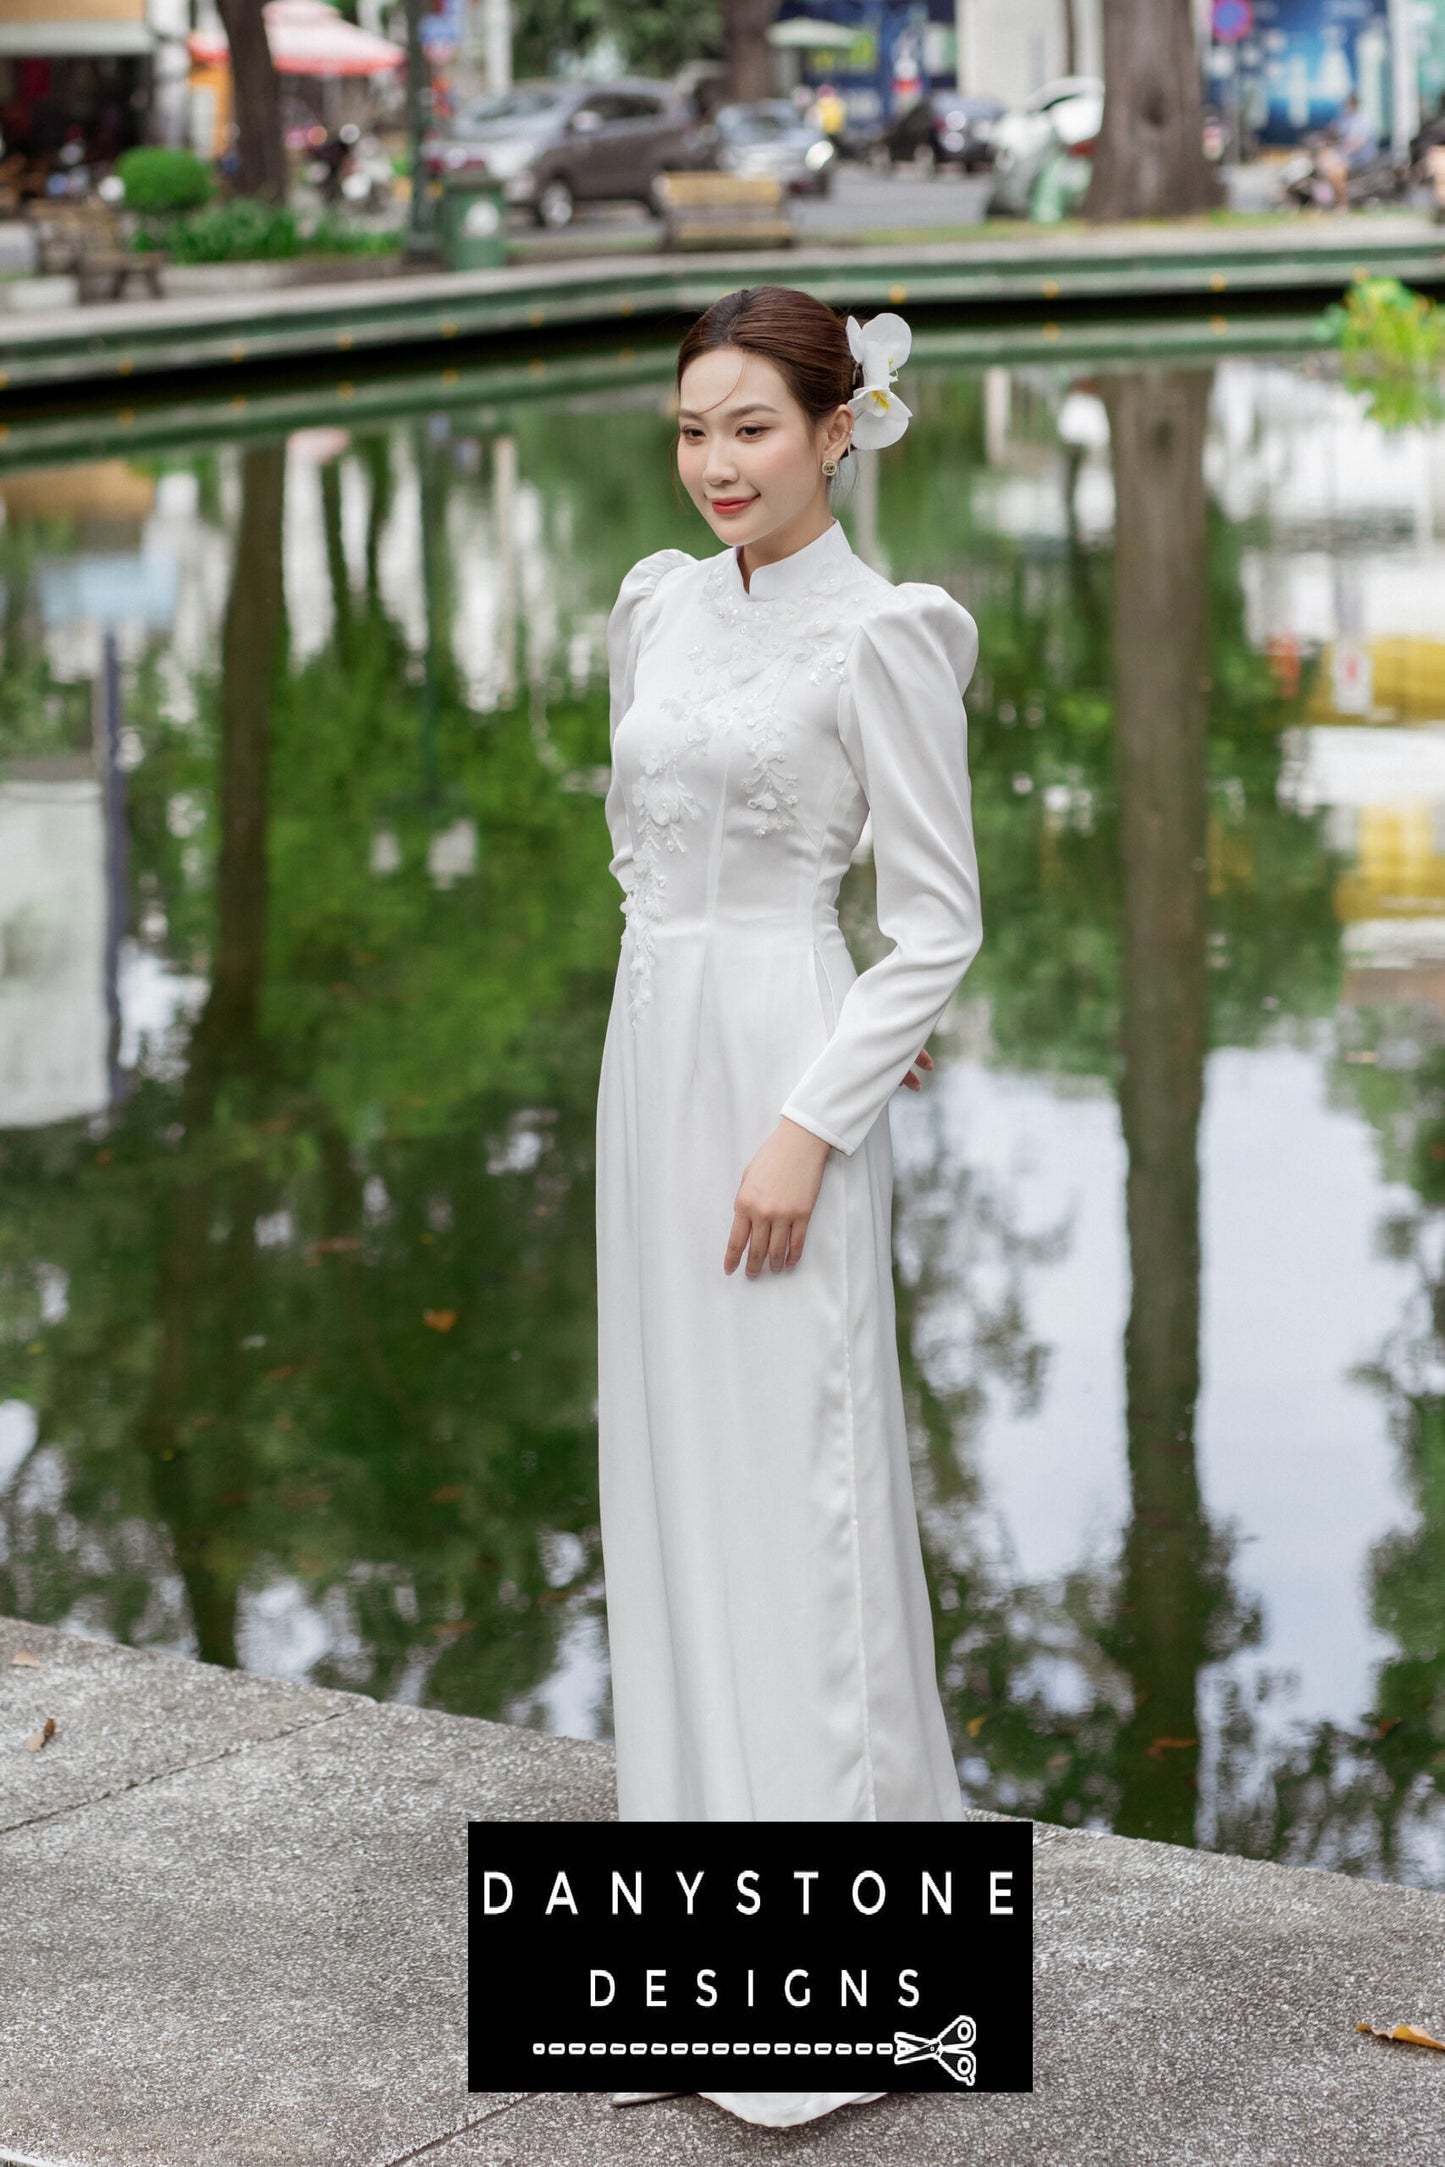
[
  {"xmin": 1, "ymin": 1612, "xmax": 1443, "ymax": 2166},
  {"xmin": 0, "ymin": 310, "xmax": 1345, "ymax": 479},
  {"xmin": 0, "ymin": 217, "xmax": 1441, "ymax": 396}
]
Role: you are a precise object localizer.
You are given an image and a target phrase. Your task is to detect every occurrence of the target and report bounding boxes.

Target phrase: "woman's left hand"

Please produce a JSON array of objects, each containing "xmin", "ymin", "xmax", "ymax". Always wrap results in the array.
[{"xmin": 901, "ymin": 1047, "xmax": 934, "ymax": 1091}]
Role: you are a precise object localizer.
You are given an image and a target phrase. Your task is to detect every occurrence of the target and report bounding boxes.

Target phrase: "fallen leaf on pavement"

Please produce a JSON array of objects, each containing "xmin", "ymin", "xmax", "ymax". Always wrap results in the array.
[
  {"xmin": 24, "ymin": 1717, "xmax": 57, "ymax": 1752},
  {"xmin": 1356, "ymin": 2021, "xmax": 1445, "ymax": 2051},
  {"xmin": 9, "ymin": 1650, "xmax": 43, "ymax": 1668}
]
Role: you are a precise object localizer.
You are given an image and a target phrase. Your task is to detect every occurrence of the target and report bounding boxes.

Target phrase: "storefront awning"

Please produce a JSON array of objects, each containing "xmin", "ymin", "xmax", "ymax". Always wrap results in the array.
[
  {"xmin": 0, "ymin": 19, "xmax": 153, "ymax": 53},
  {"xmin": 767, "ymin": 17, "xmax": 858, "ymax": 46},
  {"xmin": 187, "ymin": 0, "xmax": 403, "ymax": 78}
]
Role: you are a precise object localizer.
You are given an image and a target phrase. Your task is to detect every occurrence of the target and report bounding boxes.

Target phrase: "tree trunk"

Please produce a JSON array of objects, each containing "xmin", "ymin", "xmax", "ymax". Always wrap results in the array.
[
  {"xmin": 1083, "ymin": 0, "xmax": 1221, "ymax": 220},
  {"xmin": 135, "ymin": 440, "xmax": 287, "ymax": 1670},
  {"xmin": 212, "ymin": 439, "xmax": 286, "ymax": 1047},
  {"xmin": 722, "ymin": 0, "xmax": 780, "ymax": 105},
  {"xmin": 215, "ymin": 0, "xmax": 288, "ymax": 202},
  {"xmin": 1103, "ymin": 368, "xmax": 1215, "ymax": 1845}
]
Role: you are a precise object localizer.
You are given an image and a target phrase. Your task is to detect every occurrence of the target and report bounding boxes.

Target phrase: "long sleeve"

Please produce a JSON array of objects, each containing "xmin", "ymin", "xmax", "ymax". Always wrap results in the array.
[
  {"xmin": 779, "ymin": 584, "xmax": 983, "ymax": 1157},
  {"xmin": 603, "ymin": 548, "xmax": 694, "ymax": 905}
]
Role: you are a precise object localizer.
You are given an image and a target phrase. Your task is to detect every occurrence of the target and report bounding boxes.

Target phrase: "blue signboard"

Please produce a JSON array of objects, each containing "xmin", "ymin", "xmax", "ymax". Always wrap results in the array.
[
  {"xmin": 775, "ymin": 0, "xmax": 951, "ymax": 126},
  {"xmin": 1209, "ymin": 0, "xmax": 1391, "ymax": 145}
]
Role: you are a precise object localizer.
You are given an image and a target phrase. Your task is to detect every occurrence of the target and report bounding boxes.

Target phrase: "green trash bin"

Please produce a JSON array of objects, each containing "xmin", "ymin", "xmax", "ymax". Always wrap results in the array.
[
  {"xmin": 440, "ymin": 172, "xmax": 509, "ymax": 270},
  {"xmin": 1029, "ymin": 145, "xmax": 1091, "ymax": 225}
]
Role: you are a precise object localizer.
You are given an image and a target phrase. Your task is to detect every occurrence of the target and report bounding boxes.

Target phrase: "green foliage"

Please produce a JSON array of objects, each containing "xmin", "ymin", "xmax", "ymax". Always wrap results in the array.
[
  {"xmin": 1322, "ymin": 275, "xmax": 1445, "ymax": 430},
  {"xmin": 157, "ymin": 197, "xmax": 300, "ymax": 262},
  {"xmin": 115, "ymin": 145, "xmax": 216, "ymax": 215},
  {"xmin": 301, "ymin": 210, "xmax": 400, "ymax": 257},
  {"xmin": 1327, "ymin": 274, "xmax": 1445, "ymax": 368},
  {"xmin": 605, "ymin": 0, "xmax": 721, "ymax": 76},
  {"xmin": 138, "ymin": 200, "xmax": 399, "ymax": 264},
  {"xmin": 510, "ymin": 0, "xmax": 607, "ymax": 73},
  {"xmin": 509, "ymin": 0, "xmax": 718, "ymax": 77}
]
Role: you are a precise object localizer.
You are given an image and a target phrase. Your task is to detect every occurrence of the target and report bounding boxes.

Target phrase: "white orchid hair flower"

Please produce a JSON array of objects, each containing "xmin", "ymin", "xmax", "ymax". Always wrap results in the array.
[{"xmin": 844, "ymin": 310, "xmax": 914, "ymax": 450}]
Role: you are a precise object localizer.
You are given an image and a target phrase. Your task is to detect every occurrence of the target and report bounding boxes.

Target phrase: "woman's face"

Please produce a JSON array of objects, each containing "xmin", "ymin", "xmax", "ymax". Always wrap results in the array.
[{"xmin": 675, "ymin": 346, "xmax": 851, "ymax": 550}]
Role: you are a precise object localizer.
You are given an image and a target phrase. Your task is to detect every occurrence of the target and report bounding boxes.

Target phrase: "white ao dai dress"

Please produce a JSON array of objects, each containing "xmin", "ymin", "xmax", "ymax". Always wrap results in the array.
[
  {"xmin": 594, "ymin": 515, "xmax": 982, "ymax": 2128},
  {"xmin": 593, "ymin": 520, "xmax": 979, "ymax": 1828}
]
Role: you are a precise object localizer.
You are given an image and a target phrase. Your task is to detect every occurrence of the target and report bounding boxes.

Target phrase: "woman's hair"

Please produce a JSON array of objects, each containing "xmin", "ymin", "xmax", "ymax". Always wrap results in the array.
[{"xmin": 673, "ymin": 284, "xmax": 861, "ymax": 494}]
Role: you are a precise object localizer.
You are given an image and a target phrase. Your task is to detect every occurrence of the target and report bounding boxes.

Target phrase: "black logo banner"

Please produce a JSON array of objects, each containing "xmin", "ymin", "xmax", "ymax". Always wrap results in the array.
[{"xmin": 468, "ymin": 1819, "xmax": 1032, "ymax": 2092}]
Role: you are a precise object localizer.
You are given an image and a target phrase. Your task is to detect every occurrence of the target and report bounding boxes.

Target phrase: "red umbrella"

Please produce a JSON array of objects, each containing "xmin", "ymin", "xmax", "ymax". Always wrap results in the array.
[{"xmin": 188, "ymin": 0, "xmax": 404, "ymax": 78}]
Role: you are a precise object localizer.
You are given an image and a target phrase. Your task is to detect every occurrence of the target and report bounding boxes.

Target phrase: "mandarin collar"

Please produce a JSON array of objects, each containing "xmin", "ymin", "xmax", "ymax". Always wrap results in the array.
[{"xmin": 720, "ymin": 516, "xmax": 854, "ymax": 601}]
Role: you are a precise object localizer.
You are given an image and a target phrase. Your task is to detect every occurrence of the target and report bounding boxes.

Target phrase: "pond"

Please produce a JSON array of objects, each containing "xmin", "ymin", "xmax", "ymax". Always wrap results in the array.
[{"xmin": 2, "ymin": 329, "xmax": 1443, "ymax": 1886}]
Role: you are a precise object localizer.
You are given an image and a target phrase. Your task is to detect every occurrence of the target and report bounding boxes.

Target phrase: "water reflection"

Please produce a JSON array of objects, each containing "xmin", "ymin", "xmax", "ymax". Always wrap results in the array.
[
  {"xmin": 2, "ymin": 345, "xmax": 1444, "ymax": 1883},
  {"xmin": 1105, "ymin": 368, "xmax": 1217, "ymax": 1848}
]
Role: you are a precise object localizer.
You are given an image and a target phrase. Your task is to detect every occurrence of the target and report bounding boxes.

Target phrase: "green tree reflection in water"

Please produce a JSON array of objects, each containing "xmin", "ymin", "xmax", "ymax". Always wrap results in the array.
[
  {"xmin": 1101, "ymin": 369, "xmax": 1234, "ymax": 1848},
  {"xmin": 0, "ymin": 360, "xmax": 1441, "ymax": 1879},
  {"xmin": 0, "ymin": 425, "xmax": 633, "ymax": 1721},
  {"xmin": 135, "ymin": 439, "xmax": 287, "ymax": 1669},
  {"xmin": 886, "ymin": 364, "xmax": 1334, "ymax": 1855},
  {"xmin": 1264, "ymin": 1003, "xmax": 1445, "ymax": 1876}
]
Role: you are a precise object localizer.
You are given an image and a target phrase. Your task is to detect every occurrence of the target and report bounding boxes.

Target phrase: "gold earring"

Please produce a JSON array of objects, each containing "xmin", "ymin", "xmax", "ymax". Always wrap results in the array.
[{"xmin": 821, "ymin": 457, "xmax": 839, "ymax": 477}]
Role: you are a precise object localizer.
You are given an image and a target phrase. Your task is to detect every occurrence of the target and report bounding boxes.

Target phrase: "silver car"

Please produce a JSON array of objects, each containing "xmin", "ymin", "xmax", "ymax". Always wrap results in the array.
[
  {"xmin": 423, "ymin": 78, "xmax": 697, "ymax": 228},
  {"xmin": 687, "ymin": 100, "xmax": 838, "ymax": 196}
]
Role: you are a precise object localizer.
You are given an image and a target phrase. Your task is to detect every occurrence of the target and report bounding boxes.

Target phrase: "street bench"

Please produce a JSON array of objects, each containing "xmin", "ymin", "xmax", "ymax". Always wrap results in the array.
[
  {"xmin": 652, "ymin": 172, "xmax": 795, "ymax": 251},
  {"xmin": 27, "ymin": 200, "xmax": 167, "ymax": 302}
]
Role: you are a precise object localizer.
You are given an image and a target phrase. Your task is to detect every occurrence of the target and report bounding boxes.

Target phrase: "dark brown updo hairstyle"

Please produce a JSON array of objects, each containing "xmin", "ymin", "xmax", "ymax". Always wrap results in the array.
[{"xmin": 673, "ymin": 284, "xmax": 860, "ymax": 497}]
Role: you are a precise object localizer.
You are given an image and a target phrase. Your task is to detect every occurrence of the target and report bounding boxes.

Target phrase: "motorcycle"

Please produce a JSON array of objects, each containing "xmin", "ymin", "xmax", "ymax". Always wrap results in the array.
[
  {"xmin": 304, "ymin": 124, "xmax": 394, "ymax": 213},
  {"xmin": 1281, "ymin": 128, "xmax": 1414, "ymax": 210},
  {"xmin": 337, "ymin": 134, "xmax": 395, "ymax": 213}
]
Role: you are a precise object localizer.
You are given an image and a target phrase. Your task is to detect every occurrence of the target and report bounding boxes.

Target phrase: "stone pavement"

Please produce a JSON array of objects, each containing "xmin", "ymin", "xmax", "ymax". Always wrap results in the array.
[{"xmin": 1, "ymin": 1612, "xmax": 1442, "ymax": 2166}]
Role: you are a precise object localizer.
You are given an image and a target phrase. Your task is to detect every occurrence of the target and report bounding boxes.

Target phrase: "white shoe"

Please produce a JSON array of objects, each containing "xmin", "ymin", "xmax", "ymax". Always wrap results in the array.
[{"xmin": 610, "ymin": 2090, "xmax": 686, "ymax": 2106}]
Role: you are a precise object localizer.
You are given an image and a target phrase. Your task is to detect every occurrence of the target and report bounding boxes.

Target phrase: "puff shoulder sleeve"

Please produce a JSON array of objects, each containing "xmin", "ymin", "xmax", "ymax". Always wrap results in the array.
[
  {"xmin": 603, "ymin": 548, "xmax": 694, "ymax": 902},
  {"xmin": 779, "ymin": 584, "xmax": 982, "ymax": 1156}
]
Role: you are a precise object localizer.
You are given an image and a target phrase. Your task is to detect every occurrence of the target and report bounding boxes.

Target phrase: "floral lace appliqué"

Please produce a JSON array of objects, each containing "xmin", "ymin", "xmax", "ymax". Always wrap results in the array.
[
  {"xmin": 621, "ymin": 556, "xmax": 873, "ymax": 1023},
  {"xmin": 624, "ymin": 720, "xmax": 709, "ymax": 1024}
]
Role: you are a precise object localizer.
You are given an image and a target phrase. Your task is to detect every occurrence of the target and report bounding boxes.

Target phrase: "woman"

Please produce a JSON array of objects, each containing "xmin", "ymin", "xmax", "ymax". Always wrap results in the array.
[{"xmin": 595, "ymin": 284, "xmax": 983, "ymax": 2128}]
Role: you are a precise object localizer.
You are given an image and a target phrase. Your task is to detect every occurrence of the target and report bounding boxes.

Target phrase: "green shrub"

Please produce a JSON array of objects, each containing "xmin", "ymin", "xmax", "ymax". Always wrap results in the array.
[
  {"xmin": 133, "ymin": 197, "xmax": 400, "ymax": 264},
  {"xmin": 301, "ymin": 211, "xmax": 399, "ymax": 256},
  {"xmin": 1326, "ymin": 273, "xmax": 1445, "ymax": 368},
  {"xmin": 115, "ymin": 146, "xmax": 215, "ymax": 216},
  {"xmin": 160, "ymin": 198, "xmax": 301, "ymax": 262},
  {"xmin": 1322, "ymin": 275, "xmax": 1445, "ymax": 430}
]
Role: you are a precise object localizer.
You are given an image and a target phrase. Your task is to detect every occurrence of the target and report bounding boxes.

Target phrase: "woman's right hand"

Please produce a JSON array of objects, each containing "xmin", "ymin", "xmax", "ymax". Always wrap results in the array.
[{"xmin": 725, "ymin": 1120, "xmax": 833, "ymax": 1277}]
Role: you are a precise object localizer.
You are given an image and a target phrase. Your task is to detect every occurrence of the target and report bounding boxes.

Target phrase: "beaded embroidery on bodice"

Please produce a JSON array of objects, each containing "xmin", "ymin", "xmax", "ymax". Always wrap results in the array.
[{"xmin": 621, "ymin": 536, "xmax": 878, "ymax": 1027}]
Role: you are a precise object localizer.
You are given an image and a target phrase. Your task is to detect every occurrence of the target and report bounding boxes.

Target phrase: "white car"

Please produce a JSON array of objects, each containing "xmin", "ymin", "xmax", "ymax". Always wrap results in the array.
[{"xmin": 988, "ymin": 75, "xmax": 1104, "ymax": 216}]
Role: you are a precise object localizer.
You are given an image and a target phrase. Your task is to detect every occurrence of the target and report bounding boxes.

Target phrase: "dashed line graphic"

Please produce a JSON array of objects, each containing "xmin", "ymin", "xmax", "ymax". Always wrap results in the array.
[{"xmin": 533, "ymin": 2039, "xmax": 896, "ymax": 2055}]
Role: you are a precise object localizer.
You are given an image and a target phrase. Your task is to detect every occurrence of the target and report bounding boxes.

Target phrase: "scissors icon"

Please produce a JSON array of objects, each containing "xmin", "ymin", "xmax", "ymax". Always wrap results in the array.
[{"xmin": 892, "ymin": 2012, "xmax": 977, "ymax": 2084}]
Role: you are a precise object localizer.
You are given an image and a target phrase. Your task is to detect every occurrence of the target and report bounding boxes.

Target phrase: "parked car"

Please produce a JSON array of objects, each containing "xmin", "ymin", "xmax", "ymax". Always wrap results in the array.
[
  {"xmin": 868, "ymin": 90, "xmax": 1006, "ymax": 174},
  {"xmin": 682, "ymin": 100, "xmax": 838, "ymax": 195},
  {"xmin": 422, "ymin": 77, "xmax": 696, "ymax": 228},
  {"xmin": 987, "ymin": 75, "xmax": 1103, "ymax": 216}
]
